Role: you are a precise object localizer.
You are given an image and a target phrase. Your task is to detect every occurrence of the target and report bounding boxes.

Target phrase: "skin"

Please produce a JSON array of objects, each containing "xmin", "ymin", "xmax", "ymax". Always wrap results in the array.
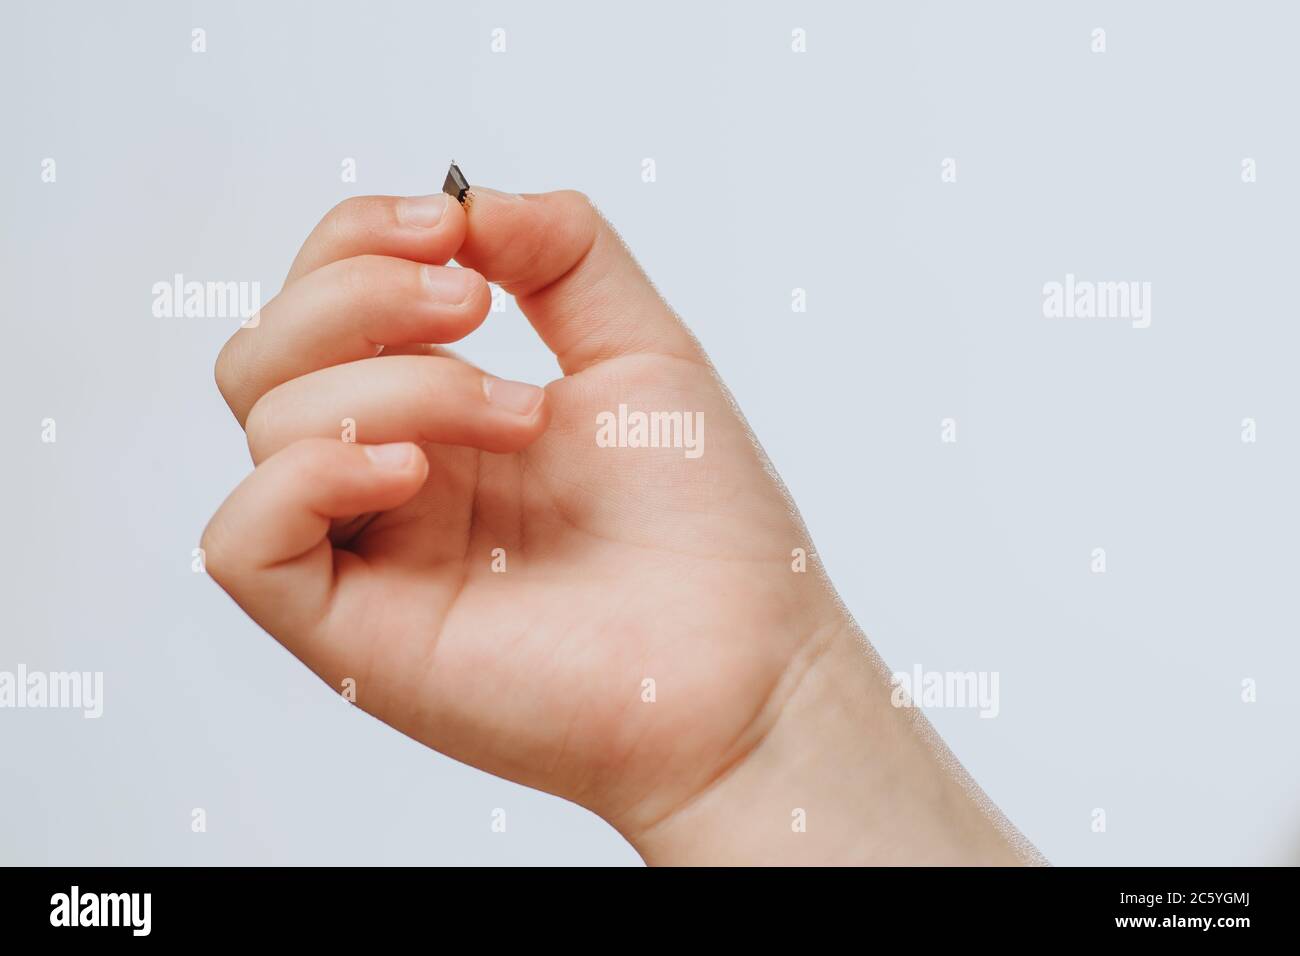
[{"xmin": 204, "ymin": 186, "xmax": 1040, "ymax": 865}]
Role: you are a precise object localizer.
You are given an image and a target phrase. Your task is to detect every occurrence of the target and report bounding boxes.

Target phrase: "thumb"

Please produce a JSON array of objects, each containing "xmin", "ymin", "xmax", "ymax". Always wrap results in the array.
[{"xmin": 454, "ymin": 187, "xmax": 702, "ymax": 375}]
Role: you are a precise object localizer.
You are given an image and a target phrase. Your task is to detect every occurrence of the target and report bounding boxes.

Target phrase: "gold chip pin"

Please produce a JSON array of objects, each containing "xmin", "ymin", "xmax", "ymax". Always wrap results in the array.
[{"xmin": 443, "ymin": 161, "xmax": 473, "ymax": 209}]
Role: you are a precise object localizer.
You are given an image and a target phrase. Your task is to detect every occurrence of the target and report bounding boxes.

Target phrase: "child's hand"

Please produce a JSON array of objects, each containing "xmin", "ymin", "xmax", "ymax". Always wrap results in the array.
[{"xmin": 204, "ymin": 187, "xmax": 1033, "ymax": 865}]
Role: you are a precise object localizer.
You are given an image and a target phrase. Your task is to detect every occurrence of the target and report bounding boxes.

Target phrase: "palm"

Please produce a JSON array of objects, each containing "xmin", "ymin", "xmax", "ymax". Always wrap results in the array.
[{"xmin": 331, "ymin": 352, "xmax": 815, "ymax": 828}]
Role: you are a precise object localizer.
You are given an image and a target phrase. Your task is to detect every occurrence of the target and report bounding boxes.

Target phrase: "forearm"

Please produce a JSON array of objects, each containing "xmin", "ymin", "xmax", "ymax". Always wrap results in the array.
[{"xmin": 628, "ymin": 622, "xmax": 1038, "ymax": 866}]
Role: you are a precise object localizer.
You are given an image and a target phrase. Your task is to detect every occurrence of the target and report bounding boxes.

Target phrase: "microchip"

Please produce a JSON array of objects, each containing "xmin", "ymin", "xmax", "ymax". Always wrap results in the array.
[{"xmin": 442, "ymin": 162, "xmax": 472, "ymax": 207}]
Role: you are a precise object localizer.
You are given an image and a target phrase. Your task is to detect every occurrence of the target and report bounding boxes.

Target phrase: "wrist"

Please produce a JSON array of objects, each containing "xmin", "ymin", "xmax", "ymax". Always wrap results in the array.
[{"xmin": 625, "ymin": 618, "xmax": 1037, "ymax": 866}]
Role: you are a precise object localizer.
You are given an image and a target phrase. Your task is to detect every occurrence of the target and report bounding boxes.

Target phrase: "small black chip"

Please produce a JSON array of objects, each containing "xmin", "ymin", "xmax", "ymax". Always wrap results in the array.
[{"xmin": 443, "ymin": 162, "xmax": 472, "ymax": 207}]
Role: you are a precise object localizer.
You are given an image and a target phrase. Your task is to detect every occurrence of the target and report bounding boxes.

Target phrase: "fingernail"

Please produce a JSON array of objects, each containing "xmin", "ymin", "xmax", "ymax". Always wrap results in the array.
[
  {"xmin": 396, "ymin": 194, "xmax": 449, "ymax": 228},
  {"xmin": 483, "ymin": 377, "xmax": 544, "ymax": 416},
  {"xmin": 364, "ymin": 442, "xmax": 416, "ymax": 469},
  {"xmin": 420, "ymin": 265, "xmax": 476, "ymax": 304}
]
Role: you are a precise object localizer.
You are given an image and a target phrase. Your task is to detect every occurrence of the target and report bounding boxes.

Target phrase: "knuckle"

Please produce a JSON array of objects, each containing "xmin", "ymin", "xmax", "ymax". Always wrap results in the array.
[
  {"xmin": 318, "ymin": 196, "xmax": 385, "ymax": 249},
  {"xmin": 414, "ymin": 356, "xmax": 466, "ymax": 415},
  {"xmin": 325, "ymin": 194, "xmax": 375, "ymax": 228},
  {"xmin": 213, "ymin": 336, "xmax": 251, "ymax": 418},
  {"xmin": 553, "ymin": 189, "xmax": 599, "ymax": 225},
  {"xmin": 551, "ymin": 189, "xmax": 605, "ymax": 255},
  {"xmin": 554, "ymin": 188, "xmax": 593, "ymax": 208},
  {"xmin": 331, "ymin": 254, "xmax": 387, "ymax": 300},
  {"xmin": 213, "ymin": 341, "xmax": 234, "ymax": 396},
  {"xmin": 281, "ymin": 438, "xmax": 342, "ymax": 491},
  {"xmin": 198, "ymin": 517, "xmax": 230, "ymax": 582},
  {"xmin": 414, "ymin": 359, "xmax": 448, "ymax": 410},
  {"xmin": 242, "ymin": 393, "xmax": 278, "ymax": 463}
]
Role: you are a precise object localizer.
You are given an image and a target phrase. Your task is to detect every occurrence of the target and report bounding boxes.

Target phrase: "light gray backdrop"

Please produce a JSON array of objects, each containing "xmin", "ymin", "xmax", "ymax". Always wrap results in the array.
[{"xmin": 2, "ymin": 0, "xmax": 1297, "ymax": 865}]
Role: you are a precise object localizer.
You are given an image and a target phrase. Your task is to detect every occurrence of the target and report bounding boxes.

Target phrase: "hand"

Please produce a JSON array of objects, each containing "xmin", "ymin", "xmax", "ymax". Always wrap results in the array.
[{"xmin": 204, "ymin": 187, "xmax": 1036, "ymax": 865}]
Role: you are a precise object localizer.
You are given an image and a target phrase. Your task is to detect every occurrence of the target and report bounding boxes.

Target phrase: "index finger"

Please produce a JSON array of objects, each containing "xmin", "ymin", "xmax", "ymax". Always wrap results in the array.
[{"xmin": 284, "ymin": 193, "xmax": 469, "ymax": 285}]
